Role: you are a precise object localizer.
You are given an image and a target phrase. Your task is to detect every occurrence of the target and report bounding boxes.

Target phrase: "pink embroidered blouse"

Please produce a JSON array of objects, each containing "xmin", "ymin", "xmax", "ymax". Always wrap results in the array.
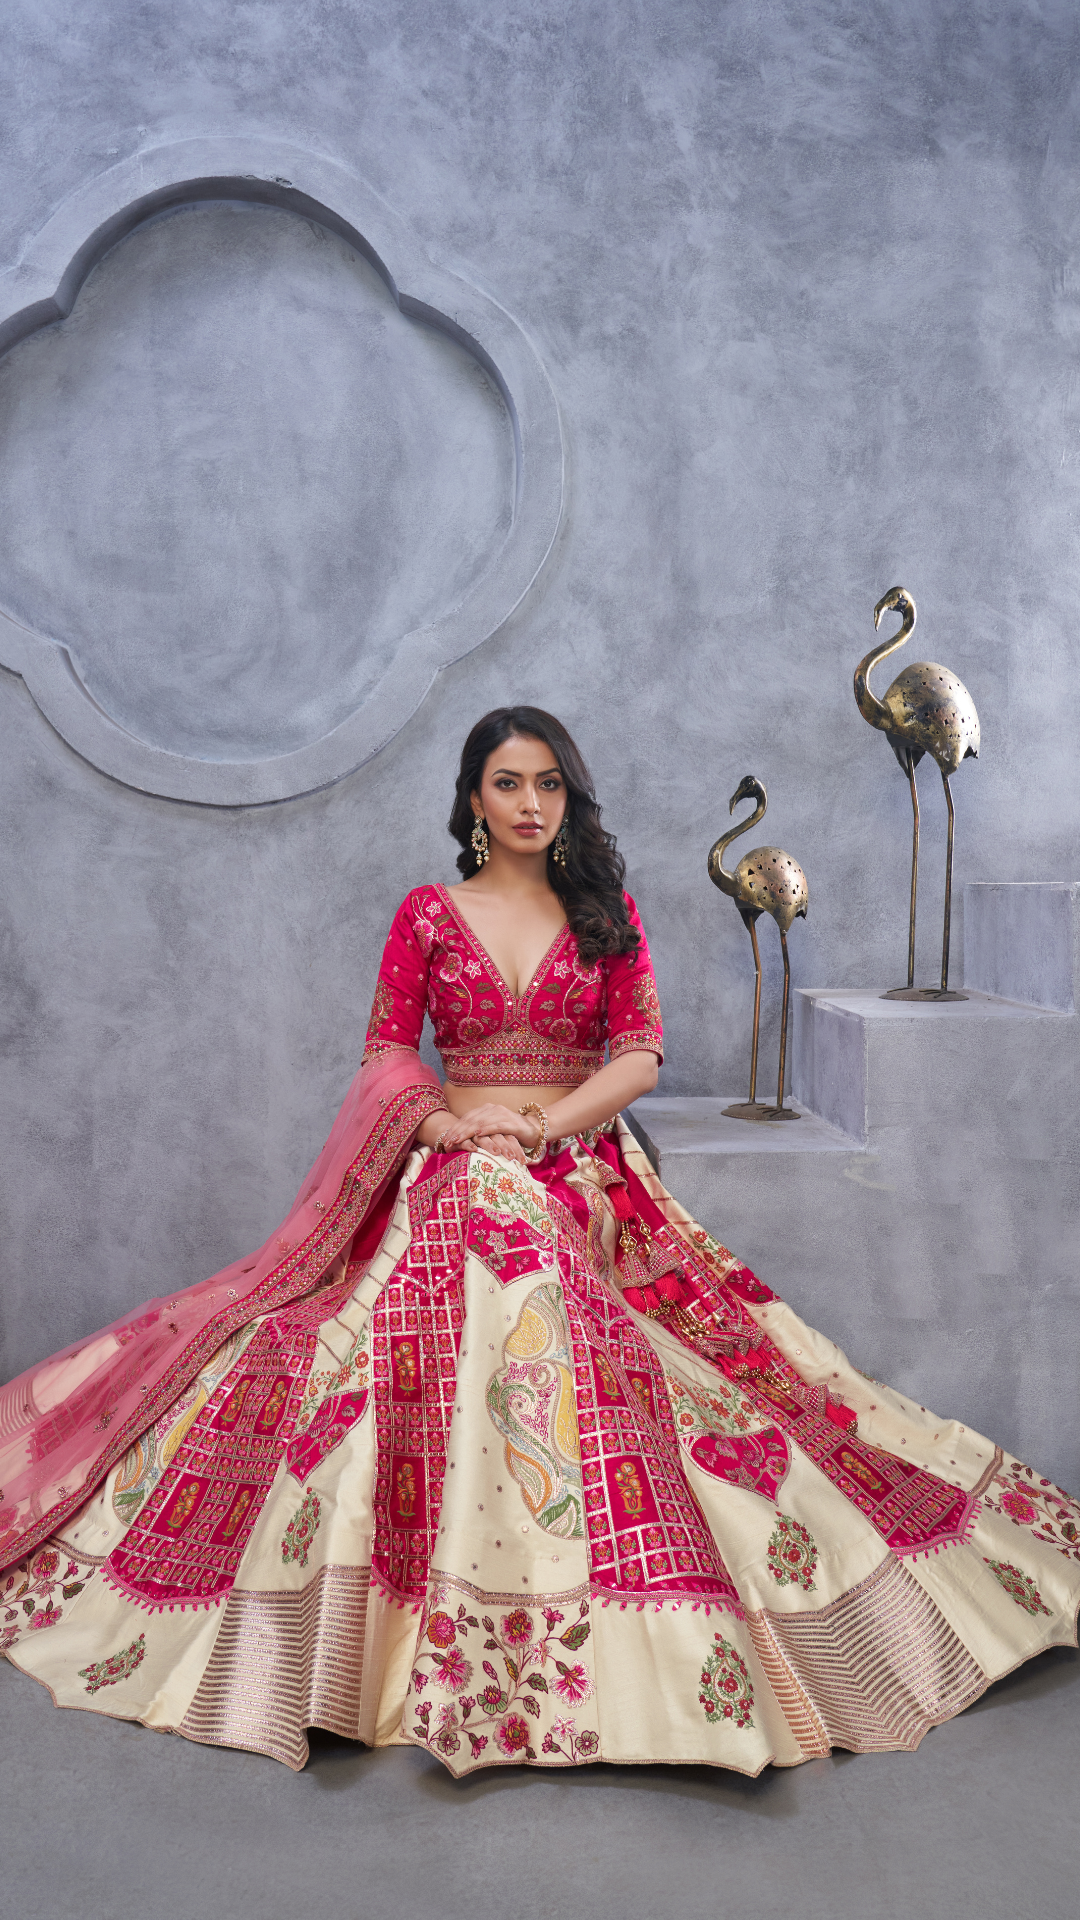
[{"xmin": 363, "ymin": 883, "xmax": 663, "ymax": 1086}]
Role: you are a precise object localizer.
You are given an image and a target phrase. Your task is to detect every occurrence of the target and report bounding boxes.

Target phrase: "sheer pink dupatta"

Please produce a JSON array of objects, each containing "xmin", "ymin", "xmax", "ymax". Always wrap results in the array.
[{"xmin": 0, "ymin": 1052, "xmax": 445, "ymax": 1571}]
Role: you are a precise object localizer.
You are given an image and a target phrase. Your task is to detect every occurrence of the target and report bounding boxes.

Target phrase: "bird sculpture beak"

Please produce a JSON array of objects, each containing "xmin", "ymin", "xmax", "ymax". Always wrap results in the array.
[
  {"xmin": 728, "ymin": 776, "xmax": 757, "ymax": 813},
  {"xmin": 873, "ymin": 587, "xmax": 906, "ymax": 630}
]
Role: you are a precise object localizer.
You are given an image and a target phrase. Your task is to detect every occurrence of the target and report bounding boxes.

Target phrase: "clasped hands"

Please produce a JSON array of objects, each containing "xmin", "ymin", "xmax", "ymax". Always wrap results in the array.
[{"xmin": 433, "ymin": 1103, "xmax": 543, "ymax": 1166}]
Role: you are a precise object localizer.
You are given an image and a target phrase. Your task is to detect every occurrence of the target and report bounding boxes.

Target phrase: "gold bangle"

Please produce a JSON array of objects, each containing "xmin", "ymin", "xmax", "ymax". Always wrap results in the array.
[{"xmin": 519, "ymin": 1102, "xmax": 548, "ymax": 1163}]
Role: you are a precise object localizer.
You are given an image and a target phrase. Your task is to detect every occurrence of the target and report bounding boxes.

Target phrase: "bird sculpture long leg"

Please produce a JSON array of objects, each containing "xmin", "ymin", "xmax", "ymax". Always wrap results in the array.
[
  {"xmin": 742, "ymin": 908, "xmax": 763, "ymax": 1104},
  {"xmin": 775, "ymin": 928, "xmax": 792, "ymax": 1113},
  {"xmin": 940, "ymin": 768, "xmax": 955, "ymax": 992},
  {"xmin": 904, "ymin": 750, "xmax": 920, "ymax": 991}
]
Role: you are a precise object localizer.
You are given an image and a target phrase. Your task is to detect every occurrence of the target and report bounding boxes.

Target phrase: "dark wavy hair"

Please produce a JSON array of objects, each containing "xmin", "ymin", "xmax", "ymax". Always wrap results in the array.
[{"xmin": 448, "ymin": 706, "xmax": 640, "ymax": 964}]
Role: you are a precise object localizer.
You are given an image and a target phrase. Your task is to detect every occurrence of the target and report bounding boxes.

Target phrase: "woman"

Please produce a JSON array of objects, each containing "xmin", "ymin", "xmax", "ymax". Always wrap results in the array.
[{"xmin": 2, "ymin": 706, "xmax": 1078, "ymax": 1776}]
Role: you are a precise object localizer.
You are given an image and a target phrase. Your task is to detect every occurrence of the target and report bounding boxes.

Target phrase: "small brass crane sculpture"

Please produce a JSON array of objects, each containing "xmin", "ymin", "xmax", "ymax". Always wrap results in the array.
[
  {"xmin": 708, "ymin": 776, "xmax": 809, "ymax": 1122},
  {"xmin": 855, "ymin": 587, "xmax": 979, "ymax": 1001}
]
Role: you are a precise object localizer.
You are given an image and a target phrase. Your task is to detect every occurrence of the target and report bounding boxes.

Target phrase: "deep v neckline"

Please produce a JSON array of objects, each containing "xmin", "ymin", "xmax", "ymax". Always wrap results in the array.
[{"xmin": 436, "ymin": 883, "xmax": 571, "ymax": 1003}]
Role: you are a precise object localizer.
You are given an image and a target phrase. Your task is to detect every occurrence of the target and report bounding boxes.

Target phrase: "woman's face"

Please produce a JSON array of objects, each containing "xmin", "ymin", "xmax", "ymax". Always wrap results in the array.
[{"xmin": 473, "ymin": 733, "xmax": 567, "ymax": 859}]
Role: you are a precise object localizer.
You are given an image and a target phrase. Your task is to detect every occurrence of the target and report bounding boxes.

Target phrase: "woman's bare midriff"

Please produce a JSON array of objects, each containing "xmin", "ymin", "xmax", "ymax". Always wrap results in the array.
[{"xmin": 444, "ymin": 1082, "xmax": 577, "ymax": 1118}]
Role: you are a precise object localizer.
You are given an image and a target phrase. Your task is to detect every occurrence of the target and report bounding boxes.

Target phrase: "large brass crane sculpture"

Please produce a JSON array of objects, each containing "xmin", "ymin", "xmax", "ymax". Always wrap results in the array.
[
  {"xmin": 708, "ymin": 776, "xmax": 808, "ymax": 1122},
  {"xmin": 855, "ymin": 587, "xmax": 979, "ymax": 1000}
]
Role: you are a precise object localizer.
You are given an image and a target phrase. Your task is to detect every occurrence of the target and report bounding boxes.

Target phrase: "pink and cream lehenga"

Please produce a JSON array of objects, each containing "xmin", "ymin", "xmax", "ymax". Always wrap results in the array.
[{"xmin": 3, "ymin": 883, "xmax": 1078, "ymax": 1774}]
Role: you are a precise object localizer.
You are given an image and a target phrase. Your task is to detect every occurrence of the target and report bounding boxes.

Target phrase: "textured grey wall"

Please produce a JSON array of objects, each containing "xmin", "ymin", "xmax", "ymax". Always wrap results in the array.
[{"xmin": 2, "ymin": 2, "xmax": 1079, "ymax": 1383}]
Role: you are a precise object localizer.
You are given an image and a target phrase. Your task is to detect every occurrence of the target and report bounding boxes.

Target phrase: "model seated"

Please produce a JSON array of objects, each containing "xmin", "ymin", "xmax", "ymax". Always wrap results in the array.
[{"xmin": 2, "ymin": 706, "xmax": 1077, "ymax": 1775}]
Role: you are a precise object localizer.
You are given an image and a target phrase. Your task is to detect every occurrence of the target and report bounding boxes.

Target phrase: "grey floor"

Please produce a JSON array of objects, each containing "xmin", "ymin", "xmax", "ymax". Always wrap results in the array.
[{"xmin": 3, "ymin": 1647, "xmax": 1078, "ymax": 1920}]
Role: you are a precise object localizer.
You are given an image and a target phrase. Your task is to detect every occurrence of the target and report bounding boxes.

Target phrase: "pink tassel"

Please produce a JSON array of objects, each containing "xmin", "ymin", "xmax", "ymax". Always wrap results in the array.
[
  {"xmin": 825, "ymin": 1398, "xmax": 857, "ymax": 1431},
  {"xmin": 653, "ymin": 1272, "xmax": 684, "ymax": 1305}
]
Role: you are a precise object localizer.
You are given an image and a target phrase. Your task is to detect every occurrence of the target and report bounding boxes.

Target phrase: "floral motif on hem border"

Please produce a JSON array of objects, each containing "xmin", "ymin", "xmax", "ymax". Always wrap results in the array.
[
  {"xmin": 698, "ymin": 1631, "xmax": 755, "ymax": 1729},
  {"xmin": 79, "ymin": 1632, "xmax": 147, "ymax": 1694},
  {"xmin": 281, "ymin": 1489, "xmax": 322, "ymax": 1569},
  {"xmin": 2, "ymin": 1543, "xmax": 95, "ymax": 1651},
  {"xmin": 982, "ymin": 1457, "xmax": 1080, "ymax": 1566},
  {"xmin": 983, "ymin": 1558, "xmax": 1052, "ymax": 1617},
  {"xmin": 406, "ymin": 1585, "xmax": 599, "ymax": 1767},
  {"xmin": 767, "ymin": 1512, "xmax": 818, "ymax": 1592}
]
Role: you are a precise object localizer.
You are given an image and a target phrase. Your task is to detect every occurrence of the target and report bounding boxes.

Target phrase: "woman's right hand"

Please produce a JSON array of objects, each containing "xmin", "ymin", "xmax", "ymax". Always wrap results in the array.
[
  {"xmin": 419, "ymin": 1109, "xmax": 532, "ymax": 1164},
  {"xmin": 438, "ymin": 1103, "xmax": 541, "ymax": 1153},
  {"xmin": 468, "ymin": 1131, "xmax": 528, "ymax": 1164}
]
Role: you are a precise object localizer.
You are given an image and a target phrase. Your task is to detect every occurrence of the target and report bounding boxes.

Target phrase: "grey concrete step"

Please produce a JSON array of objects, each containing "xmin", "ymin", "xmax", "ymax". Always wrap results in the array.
[{"xmin": 628, "ymin": 1095, "xmax": 859, "ymax": 1167}]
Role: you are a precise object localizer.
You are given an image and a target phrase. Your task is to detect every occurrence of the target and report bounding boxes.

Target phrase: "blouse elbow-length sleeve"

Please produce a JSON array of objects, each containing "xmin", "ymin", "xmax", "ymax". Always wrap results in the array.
[
  {"xmin": 603, "ymin": 892, "xmax": 664, "ymax": 1063},
  {"xmin": 362, "ymin": 892, "xmax": 430, "ymax": 1060}
]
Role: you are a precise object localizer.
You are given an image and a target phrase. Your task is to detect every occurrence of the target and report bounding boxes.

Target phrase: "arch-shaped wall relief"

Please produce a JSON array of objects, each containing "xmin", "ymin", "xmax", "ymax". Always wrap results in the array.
[{"xmin": 0, "ymin": 138, "xmax": 564, "ymax": 804}]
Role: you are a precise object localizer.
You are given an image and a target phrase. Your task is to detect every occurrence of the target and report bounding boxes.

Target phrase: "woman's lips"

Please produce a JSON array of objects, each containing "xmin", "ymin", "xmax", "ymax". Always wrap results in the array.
[{"xmin": 514, "ymin": 823, "xmax": 542, "ymax": 834}]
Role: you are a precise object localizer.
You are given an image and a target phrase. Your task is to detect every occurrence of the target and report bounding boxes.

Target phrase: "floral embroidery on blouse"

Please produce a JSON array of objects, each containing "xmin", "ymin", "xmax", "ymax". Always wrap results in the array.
[{"xmin": 362, "ymin": 884, "xmax": 663, "ymax": 1085}]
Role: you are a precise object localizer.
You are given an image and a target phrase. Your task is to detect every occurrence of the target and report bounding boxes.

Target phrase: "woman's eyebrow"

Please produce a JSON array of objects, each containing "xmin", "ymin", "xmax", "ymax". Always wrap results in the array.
[{"xmin": 491, "ymin": 765, "xmax": 562, "ymax": 778}]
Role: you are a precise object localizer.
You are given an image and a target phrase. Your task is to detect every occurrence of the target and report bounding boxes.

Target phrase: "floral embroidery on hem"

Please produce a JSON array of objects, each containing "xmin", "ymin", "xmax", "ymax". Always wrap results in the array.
[
  {"xmin": 983, "ymin": 1558, "xmax": 1051, "ymax": 1617},
  {"xmin": 2, "ymin": 1544, "xmax": 94, "ymax": 1652},
  {"xmin": 80, "ymin": 1633, "xmax": 147, "ymax": 1694},
  {"xmin": 698, "ymin": 1632, "xmax": 755, "ymax": 1729},
  {"xmin": 983, "ymin": 1457, "xmax": 1080, "ymax": 1565},
  {"xmin": 767, "ymin": 1512, "xmax": 818, "ymax": 1592},
  {"xmin": 542, "ymin": 1718, "xmax": 600, "ymax": 1761},
  {"xmin": 281, "ymin": 1489, "xmax": 322, "ymax": 1569},
  {"xmin": 409, "ymin": 1592, "xmax": 597, "ymax": 1764}
]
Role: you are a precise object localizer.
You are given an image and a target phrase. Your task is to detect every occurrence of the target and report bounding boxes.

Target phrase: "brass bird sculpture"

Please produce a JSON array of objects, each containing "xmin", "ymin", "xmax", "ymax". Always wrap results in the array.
[
  {"xmin": 855, "ymin": 587, "xmax": 979, "ymax": 999},
  {"xmin": 708, "ymin": 775, "xmax": 809, "ymax": 1122}
]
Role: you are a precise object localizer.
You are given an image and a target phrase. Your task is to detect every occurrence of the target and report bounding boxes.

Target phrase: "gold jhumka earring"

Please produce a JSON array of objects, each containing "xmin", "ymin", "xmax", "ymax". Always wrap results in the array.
[
  {"xmin": 471, "ymin": 815, "xmax": 490, "ymax": 865},
  {"xmin": 553, "ymin": 822, "xmax": 569, "ymax": 867}
]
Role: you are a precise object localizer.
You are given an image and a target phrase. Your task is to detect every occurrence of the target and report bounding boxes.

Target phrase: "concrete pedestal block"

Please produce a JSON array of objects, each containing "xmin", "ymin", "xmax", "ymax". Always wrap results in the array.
[
  {"xmin": 964, "ymin": 881, "xmax": 1080, "ymax": 1012},
  {"xmin": 790, "ymin": 986, "xmax": 1063, "ymax": 1147}
]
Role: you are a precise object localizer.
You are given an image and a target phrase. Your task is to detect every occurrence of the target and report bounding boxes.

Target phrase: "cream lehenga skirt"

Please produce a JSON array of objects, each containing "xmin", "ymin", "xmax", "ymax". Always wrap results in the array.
[{"xmin": 5, "ymin": 1124, "xmax": 1079, "ymax": 1774}]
